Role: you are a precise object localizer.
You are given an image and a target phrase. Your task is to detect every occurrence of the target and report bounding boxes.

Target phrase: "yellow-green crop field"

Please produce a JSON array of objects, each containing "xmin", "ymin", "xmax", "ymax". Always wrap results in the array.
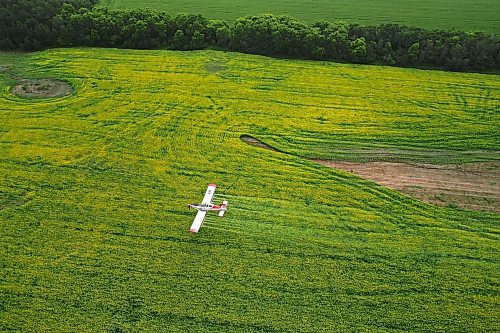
[{"xmin": 0, "ymin": 48, "xmax": 499, "ymax": 332}]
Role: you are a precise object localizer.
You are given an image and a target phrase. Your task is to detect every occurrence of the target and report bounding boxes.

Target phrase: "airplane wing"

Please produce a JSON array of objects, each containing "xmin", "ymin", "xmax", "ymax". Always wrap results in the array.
[
  {"xmin": 201, "ymin": 184, "xmax": 216, "ymax": 204},
  {"xmin": 189, "ymin": 210, "xmax": 207, "ymax": 233}
]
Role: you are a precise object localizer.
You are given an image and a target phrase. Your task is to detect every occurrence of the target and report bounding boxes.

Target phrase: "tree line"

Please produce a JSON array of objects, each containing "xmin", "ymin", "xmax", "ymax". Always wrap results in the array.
[{"xmin": 1, "ymin": 0, "xmax": 499, "ymax": 72}]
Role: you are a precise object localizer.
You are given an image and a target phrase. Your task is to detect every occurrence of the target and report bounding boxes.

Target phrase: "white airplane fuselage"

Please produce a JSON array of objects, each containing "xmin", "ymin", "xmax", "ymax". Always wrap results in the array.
[{"xmin": 188, "ymin": 203, "xmax": 226, "ymax": 212}]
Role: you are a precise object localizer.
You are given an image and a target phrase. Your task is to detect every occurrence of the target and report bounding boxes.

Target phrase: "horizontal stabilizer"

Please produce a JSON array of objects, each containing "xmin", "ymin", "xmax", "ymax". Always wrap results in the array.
[{"xmin": 218, "ymin": 200, "xmax": 228, "ymax": 217}]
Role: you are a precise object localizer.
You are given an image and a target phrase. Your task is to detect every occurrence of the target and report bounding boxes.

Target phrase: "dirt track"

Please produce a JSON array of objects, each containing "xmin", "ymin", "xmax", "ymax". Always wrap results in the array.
[{"xmin": 316, "ymin": 160, "xmax": 499, "ymax": 212}]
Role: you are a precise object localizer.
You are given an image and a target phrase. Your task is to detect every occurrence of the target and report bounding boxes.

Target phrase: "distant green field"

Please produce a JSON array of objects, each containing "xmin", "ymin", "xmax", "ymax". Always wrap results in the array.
[
  {"xmin": 0, "ymin": 48, "xmax": 499, "ymax": 332},
  {"xmin": 99, "ymin": 0, "xmax": 500, "ymax": 33}
]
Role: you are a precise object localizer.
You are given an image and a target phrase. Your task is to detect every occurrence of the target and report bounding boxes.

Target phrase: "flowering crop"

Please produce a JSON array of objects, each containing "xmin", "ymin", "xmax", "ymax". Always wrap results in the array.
[{"xmin": 0, "ymin": 49, "xmax": 498, "ymax": 332}]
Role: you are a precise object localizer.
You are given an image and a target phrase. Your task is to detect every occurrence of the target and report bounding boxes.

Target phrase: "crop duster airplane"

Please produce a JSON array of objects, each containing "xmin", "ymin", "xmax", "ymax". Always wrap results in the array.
[{"xmin": 188, "ymin": 184, "xmax": 228, "ymax": 233}]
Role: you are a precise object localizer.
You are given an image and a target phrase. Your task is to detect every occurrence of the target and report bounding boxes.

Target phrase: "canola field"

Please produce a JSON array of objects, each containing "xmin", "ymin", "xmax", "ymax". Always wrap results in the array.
[
  {"xmin": 0, "ymin": 48, "xmax": 499, "ymax": 332},
  {"xmin": 99, "ymin": 0, "xmax": 500, "ymax": 34}
]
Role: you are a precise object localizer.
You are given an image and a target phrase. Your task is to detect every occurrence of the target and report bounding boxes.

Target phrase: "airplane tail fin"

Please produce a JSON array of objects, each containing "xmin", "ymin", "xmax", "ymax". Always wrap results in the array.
[{"xmin": 218, "ymin": 201, "xmax": 228, "ymax": 217}]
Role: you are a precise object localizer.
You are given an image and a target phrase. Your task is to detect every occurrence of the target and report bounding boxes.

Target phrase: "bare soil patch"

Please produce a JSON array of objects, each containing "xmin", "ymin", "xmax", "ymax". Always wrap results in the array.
[
  {"xmin": 11, "ymin": 79, "xmax": 72, "ymax": 99},
  {"xmin": 0, "ymin": 197, "xmax": 31, "ymax": 211},
  {"xmin": 316, "ymin": 160, "xmax": 500, "ymax": 212},
  {"xmin": 240, "ymin": 135, "xmax": 279, "ymax": 152},
  {"xmin": 204, "ymin": 61, "xmax": 227, "ymax": 73},
  {"xmin": 0, "ymin": 65, "xmax": 11, "ymax": 73},
  {"xmin": 241, "ymin": 135, "xmax": 499, "ymax": 212}
]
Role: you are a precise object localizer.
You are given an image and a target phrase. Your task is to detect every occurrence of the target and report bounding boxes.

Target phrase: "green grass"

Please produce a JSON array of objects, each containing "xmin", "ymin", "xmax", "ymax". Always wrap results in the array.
[
  {"xmin": 99, "ymin": 0, "xmax": 500, "ymax": 34},
  {"xmin": 0, "ymin": 48, "xmax": 499, "ymax": 332}
]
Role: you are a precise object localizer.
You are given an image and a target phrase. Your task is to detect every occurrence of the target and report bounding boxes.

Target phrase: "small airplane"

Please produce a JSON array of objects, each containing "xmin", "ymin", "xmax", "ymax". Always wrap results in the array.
[{"xmin": 188, "ymin": 184, "xmax": 228, "ymax": 233}]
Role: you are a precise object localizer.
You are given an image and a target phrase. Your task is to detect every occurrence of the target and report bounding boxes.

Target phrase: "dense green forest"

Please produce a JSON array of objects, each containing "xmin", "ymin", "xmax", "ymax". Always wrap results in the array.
[{"xmin": 1, "ymin": 0, "xmax": 499, "ymax": 71}]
